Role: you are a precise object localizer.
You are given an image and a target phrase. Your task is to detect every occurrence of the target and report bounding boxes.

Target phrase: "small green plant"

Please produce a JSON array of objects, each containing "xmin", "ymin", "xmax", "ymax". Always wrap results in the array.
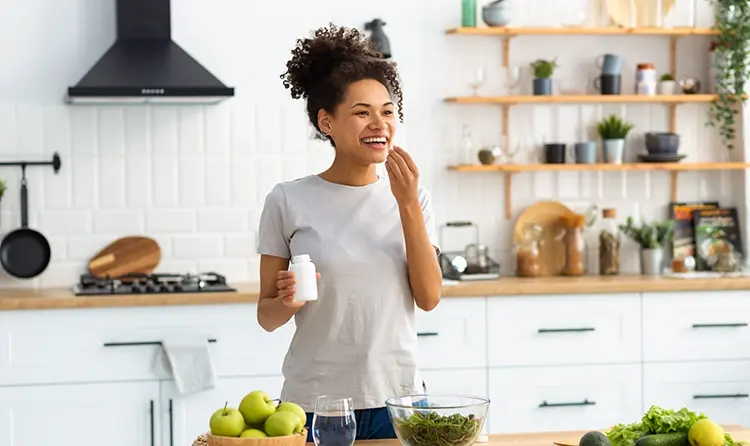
[
  {"xmin": 530, "ymin": 59, "xmax": 558, "ymax": 78},
  {"xmin": 596, "ymin": 114, "xmax": 634, "ymax": 140},
  {"xmin": 619, "ymin": 217, "xmax": 675, "ymax": 249},
  {"xmin": 0, "ymin": 178, "xmax": 6, "ymax": 199},
  {"xmin": 660, "ymin": 73, "xmax": 675, "ymax": 81}
]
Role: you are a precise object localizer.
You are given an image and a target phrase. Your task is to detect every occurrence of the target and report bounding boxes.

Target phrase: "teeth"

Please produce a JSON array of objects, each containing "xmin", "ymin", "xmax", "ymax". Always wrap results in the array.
[{"xmin": 362, "ymin": 137, "xmax": 387, "ymax": 144}]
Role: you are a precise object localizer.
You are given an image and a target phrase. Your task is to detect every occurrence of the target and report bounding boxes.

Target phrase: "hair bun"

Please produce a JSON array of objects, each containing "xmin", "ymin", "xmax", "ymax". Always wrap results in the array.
[{"xmin": 280, "ymin": 23, "xmax": 381, "ymax": 100}]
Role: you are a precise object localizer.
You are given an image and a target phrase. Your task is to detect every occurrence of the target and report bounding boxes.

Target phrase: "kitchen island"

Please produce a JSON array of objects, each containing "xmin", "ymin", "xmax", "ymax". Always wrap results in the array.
[{"xmin": 301, "ymin": 426, "xmax": 750, "ymax": 445}]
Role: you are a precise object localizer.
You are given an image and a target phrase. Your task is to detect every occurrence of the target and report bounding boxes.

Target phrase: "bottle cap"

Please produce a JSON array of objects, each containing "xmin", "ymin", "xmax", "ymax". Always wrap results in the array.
[{"xmin": 292, "ymin": 254, "xmax": 311, "ymax": 263}]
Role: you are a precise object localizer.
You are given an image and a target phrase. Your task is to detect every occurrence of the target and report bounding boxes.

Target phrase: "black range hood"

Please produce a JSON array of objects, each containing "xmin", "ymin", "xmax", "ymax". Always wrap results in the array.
[{"xmin": 66, "ymin": 0, "xmax": 234, "ymax": 104}]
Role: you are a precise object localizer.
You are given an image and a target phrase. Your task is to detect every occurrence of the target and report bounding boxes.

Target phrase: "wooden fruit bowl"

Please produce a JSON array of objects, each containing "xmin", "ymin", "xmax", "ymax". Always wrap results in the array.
[{"xmin": 206, "ymin": 430, "xmax": 307, "ymax": 446}]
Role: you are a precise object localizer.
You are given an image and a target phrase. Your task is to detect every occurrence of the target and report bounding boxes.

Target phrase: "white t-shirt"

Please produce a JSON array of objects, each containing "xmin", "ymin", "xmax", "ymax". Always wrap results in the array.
[{"xmin": 257, "ymin": 173, "xmax": 439, "ymax": 412}]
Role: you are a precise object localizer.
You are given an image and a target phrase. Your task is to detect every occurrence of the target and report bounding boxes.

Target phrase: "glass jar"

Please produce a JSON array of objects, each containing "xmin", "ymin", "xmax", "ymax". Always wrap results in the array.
[
  {"xmin": 559, "ymin": 212, "xmax": 587, "ymax": 276},
  {"xmin": 599, "ymin": 208, "xmax": 620, "ymax": 275},
  {"xmin": 515, "ymin": 223, "xmax": 543, "ymax": 277}
]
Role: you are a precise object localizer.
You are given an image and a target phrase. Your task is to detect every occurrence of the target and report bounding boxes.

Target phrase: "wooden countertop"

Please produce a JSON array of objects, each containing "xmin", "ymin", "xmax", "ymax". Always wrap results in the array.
[
  {"xmin": 305, "ymin": 426, "xmax": 750, "ymax": 445},
  {"xmin": 3, "ymin": 274, "xmax": 750, "ymax": 311}
]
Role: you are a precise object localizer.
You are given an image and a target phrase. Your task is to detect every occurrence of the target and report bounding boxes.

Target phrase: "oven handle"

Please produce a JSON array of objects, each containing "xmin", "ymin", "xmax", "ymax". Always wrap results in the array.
[{"xmin": 104, "ymin": 339, "xmax": 217, "ymax": 347}]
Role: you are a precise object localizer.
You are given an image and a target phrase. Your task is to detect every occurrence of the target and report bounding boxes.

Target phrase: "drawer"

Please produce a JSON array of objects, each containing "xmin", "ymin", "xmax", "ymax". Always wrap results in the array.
[
  {"xmin": 415, "ymin": 297, "xmax": 487, "ymax": 370},
  {"xmin": 643, "ymin": 361, "xmax": 750, "ymax": 426},
  {"xmin": 487, "ymin": 293, "xmax": 641, "ymax": 367},
  {"xmin": 643, "ymin": 291, "xmax": 750, "ymax": 362},
  {"xmin": 488, "ymin": 364, "xmax": 642, "ymax": 434},
  {"xmin": 0, "ymin": 304, "xmax": 294, "ymax": 386}
]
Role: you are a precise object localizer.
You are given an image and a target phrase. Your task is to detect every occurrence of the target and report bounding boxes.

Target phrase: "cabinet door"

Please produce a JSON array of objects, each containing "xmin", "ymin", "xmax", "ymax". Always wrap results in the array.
[
  {"xmin": 643, "ymin": 361, "xmax": 750, "ymax": 425},
  {"xmin": 162, "ymin": 376, "xmax": 284, "ymax": 446},
  {"xmin": 0, "ymin": 381, "xmax": 160, "ymax": 446},
  {"xmin": 488, "ymin": 364, "xmax": 642, "ymax": 434}
]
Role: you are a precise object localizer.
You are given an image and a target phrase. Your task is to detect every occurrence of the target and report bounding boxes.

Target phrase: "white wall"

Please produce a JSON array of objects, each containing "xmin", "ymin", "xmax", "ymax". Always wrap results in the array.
[{"xmin": 0, "ymin": 0, "xmax": 742, "ymax": 288}]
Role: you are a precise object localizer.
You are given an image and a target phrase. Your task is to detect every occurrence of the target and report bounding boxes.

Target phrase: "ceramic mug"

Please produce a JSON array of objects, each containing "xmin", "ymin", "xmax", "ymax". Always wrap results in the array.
[
  {"xmin": 596, "ymin": 54, "xmax": 623, "ymax": 75},
  {"xmin": 574, "ymin": 142, "xmax": 597, "ymax": 164}
]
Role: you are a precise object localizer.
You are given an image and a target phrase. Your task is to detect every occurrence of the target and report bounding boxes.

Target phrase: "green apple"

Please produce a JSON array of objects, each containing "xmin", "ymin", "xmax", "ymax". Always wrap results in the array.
[
  {"xmin": 239, "ymin": 390, "xmax": 277, "ymax": 425},
  {"xmin": 240, "ymin": 428, "xmax": 268, "ymax": 438},
  {"xmin": 209, "ymin": 402, "xmax": 245, "ymax": 437},
  {"xmin": 264, "ymin": 411, "xmax": 304, "ymax": 437},
  {"xmin": 276, "ymin": 401, "xmax": 307, "ymax": 426}
]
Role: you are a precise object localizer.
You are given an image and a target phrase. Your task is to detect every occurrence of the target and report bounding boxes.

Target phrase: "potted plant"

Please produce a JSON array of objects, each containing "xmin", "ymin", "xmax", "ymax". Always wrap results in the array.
[
  {"xmin": 596, "ymin": 114, "xmax": 634, "ymax": 164},
  {"xmin": 619, "ymin": 217, "xmax": 675, "ymax": 275},
  {"xmin": 707, "ymin": 0, "xmax": 750, "ymax": 150},
  {"xmin": 530, "ymin": 59, "xmax": 557, "ymax": 96},
  {"xmin": 658, "ymin": 73, "xmax": 677, "ymax": 95}
]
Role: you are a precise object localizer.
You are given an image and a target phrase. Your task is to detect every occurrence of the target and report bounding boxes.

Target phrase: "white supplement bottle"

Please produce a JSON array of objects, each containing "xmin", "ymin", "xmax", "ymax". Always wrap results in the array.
[{"xmin": 289, "ymin": 254, "xmax": 318, "ymax": 301}]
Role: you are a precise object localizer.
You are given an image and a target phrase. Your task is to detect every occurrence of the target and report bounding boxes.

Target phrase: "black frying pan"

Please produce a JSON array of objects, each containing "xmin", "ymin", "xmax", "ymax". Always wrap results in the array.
[{"xmin": 0, "ymin": 168, "xmax": 51, "ymax": 278}]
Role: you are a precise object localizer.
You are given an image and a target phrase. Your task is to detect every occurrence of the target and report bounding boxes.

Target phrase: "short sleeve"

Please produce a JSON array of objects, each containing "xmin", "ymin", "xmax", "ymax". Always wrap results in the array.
[
  {"xmin": 257, "ymin": 184, "xmax": 291, "ymax": 259},
  {"xmin": 418, "ymin": 185, "xmax": 440, "ymax": 255}
]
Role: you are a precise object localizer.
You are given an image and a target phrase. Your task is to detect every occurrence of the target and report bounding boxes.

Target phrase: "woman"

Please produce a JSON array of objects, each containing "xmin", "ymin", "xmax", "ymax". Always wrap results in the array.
[{"xmin": 256, "ymin": 23, "xmax": 443, "ymax": 442}]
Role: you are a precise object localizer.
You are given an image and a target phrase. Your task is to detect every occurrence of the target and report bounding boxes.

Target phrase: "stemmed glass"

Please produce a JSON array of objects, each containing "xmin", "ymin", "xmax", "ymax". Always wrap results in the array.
[
  {"xmin": 505, "ymin": 66, "xmax": 522, "ymax": 94},
  {"xmin": 312, "ymin": 396, "xmax": 357, "ymax": 446},
  {"xmin": 502, "ymin": 135, "xmax": 521, "ymax": 164},
  {"xmin": 468, "ymin": 67, "xmax": 486, "ymax": 96}
]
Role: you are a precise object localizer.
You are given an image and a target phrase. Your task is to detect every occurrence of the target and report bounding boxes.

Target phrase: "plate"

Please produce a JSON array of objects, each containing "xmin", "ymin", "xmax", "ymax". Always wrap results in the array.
[{"xmin": 637, "ymin": 153, "xmax": 687, "ymax": 163}]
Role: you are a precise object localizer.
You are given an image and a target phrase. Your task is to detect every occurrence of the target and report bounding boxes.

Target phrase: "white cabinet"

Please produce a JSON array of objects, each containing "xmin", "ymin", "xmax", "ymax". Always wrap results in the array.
[
  {"xmin": 643, "ymin": 291, "xmax": 750, "ymax": 362},
  {"xmin": 487, "ymin": 293, "xmax": 641, "ymax": 367},
  {"xmin": 161, "ymin": 376, "xmax": 285, "ymax": 446},
  {"xmin": 488, "ymin": 364, "xmax": 642, "ymax": 434},
  {"xmin": 416, "ymin": 297, "xmax": 487, "ymax": 370},
  {"xmin": 0, "ymin": 381, "xmax": 160, "ymax": 446},
  {"xmin": 643, "ymin": 361, "xmax": 750, "ymax": 427}
]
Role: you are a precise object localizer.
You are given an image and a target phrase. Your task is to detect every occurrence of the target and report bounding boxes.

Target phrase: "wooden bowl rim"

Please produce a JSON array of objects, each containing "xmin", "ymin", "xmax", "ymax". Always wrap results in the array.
[{"xmin": 207, "ymin": 429, "xmax": 308, "ymax": 441}]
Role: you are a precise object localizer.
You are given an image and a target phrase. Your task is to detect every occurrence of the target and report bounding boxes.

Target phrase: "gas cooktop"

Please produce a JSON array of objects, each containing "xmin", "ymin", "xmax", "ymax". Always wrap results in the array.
[{"xmin": 72, "ymin": 271, "xmax": 237, "ymax": 296}]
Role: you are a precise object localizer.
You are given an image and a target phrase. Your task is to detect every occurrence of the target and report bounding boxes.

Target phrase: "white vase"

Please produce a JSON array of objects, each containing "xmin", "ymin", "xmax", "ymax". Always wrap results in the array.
[
  {"xmin": 658, "ymin": 80, "xmax": 676, "ymax": 95},
  {"xmin": 641, "ymin": 248, "xmax": 664, "ymax": 275},
  {"xmin": 603, "ymin": 139, "xmax": 625, "ymax": 164}
]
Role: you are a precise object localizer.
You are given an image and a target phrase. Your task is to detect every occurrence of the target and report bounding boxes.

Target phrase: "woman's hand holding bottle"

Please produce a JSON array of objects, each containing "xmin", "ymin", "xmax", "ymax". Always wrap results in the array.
[{"xmin": 276, "ymin": 270, "xmax": 321, "ymax": 309}]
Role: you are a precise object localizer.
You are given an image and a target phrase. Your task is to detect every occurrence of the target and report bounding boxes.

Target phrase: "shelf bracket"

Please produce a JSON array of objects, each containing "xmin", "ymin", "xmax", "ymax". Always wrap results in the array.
[
  {"xmin": 502, "ymin": 36, "xmax": 512, "ymax": 69},
  {"xmin": 504, "ymin": 172, "xmax": 513, "ymax": 219},
  {"xmin": 670, "ymin": 171, "xmax": 678, "ymax": 201},
  {"xmin": 502, "ymin": 104, "xmax": 510, "ymax": 137}
]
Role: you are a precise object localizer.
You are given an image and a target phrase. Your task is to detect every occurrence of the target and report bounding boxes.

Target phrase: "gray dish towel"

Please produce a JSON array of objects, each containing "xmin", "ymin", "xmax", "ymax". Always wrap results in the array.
[{"xmin": 158, "ymin": 334, "xmax": 218, "ymax": 395}]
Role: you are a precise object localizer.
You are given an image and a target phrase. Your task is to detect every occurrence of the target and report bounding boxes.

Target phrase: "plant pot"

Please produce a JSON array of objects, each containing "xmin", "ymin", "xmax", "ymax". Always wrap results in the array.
[
  {"xmin": 533, "ymin": 78, "xmax": 552, "ymax": 95},
  {"xmin": 640, "ymin": 248, "xmax": 664, "ymax": 275},
  {"xmin": 658, "ymin": 80, "xmax": 676, "ymax": 95},
  {"xmin": 602, "ymin": 139, "xmax": 625, "ymax": 164}
]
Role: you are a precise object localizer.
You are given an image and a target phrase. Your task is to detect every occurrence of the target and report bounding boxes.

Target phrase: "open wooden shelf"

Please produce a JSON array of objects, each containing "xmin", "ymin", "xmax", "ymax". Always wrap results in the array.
[
  {"xmin": 444, "ymin": 94, "xmax": 718, "ymax": 105},
  {"xmin": 445, "ymin": 26, "xmax": 720, "ymax": 36},
  {"xmin": 447, "ymin": 162, "xmax": 750, "ymax": 220}
]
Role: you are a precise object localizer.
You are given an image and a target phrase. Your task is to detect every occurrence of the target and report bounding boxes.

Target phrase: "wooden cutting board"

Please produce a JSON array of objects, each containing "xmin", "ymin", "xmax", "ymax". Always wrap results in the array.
[
  {"xmin": 88, "ymin": 236, "xmax": 161, "ymax": 278},
  {"xmin": 605, "ymin": 0, "xmax": 676, "ymax": 27}
]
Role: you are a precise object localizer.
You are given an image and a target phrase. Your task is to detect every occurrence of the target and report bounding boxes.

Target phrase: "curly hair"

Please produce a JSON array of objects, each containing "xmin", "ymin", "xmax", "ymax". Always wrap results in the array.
[{"xmin": 280, "ymin": 23, "xmax": 404, "ymax": 145}]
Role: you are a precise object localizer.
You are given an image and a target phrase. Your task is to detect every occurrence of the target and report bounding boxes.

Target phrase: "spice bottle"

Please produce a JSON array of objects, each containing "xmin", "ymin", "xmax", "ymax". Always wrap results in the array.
[
  {"xmin": 289, "ymin": 254, "xmax": 318, "ymax": 301},
  {"xmin": 515, "ymin": 223, "xmax": 543, "ymax": 277},
  {"xmin": 636, "ymin": 63, "xmax": 657, "ymax": 95},
  {"xmin": 559, "ymin": 212, "xmax": 587, "ymax": 276},
  {"xmin": 599, "ymin": 208, "xmax": 621, "ymax": 275}
]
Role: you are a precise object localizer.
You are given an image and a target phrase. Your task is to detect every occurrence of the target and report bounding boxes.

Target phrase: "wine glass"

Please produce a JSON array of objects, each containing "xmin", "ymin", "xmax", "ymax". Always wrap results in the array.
[
  {"xmin": 312, "ymin": 396, "xmax": 357, "ymax": 446},
  {"xmin": 468, "ymin": 67, "xmax": 486, "ymax": 96},
  {"xmin": 501, "ymin": 135, "xmax": 521, "ymax": 164},
  {"xmin": 505, "ymin": 66, "xmax": 522, "ymax": 94}
]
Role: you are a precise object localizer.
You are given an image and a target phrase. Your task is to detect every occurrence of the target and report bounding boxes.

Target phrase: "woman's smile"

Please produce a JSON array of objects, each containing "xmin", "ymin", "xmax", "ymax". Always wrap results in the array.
[{"xmin": 360, "ymin": 135, "xmax": 389, "ymax": 151}]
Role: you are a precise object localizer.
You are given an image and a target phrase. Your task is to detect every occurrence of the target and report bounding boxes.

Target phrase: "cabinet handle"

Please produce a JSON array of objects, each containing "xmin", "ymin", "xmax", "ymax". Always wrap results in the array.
[
  {"xmin": 694, "ymin": 393, "xmax": 749, "ymax": 399},
  {"xmin": 103, "ymin": 339, "xmax": 217, "ymax": 347},
  {"xmin": 691, "ymin": 323, "xmax": 748, "ymax": 328},
  {"xmin": 538, "ymin": 327, "xmax": 595, "ymax": 333},
  {"xmin": 169, "ymin": 399, "xmax": 174, "ymax": 446},
  {"xmin": 149, "ymin": 400, "xmax": 155, "ymax": 446},
  {"xmin": 539, "ymin": 399, "xmax": 596, "ymax": 408},
  {"xmin": 417, "ymin": 332, "xmax": 439, "ymax": 337}
]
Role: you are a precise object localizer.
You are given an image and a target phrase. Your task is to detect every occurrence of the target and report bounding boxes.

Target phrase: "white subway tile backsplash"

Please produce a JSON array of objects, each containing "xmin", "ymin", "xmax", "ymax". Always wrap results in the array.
[
  {"xmin": 98, "ymin": 108, "xmax": 126, "ymax": 156},
  {"xmin": 39, "ymin": 210, "xmax": 92, "ymax": 235},
  {"xmin": 198, "ymin": 209, "xmax": 249, "ymax": 233},
  {"xmin": 178, "ymin": 108, "xmax": 204, "ymax": 154},
  {"xmin": 204, "ymin": 156, "xmax": 232, "ymax": 206},
  {"xmin": 173, "ymin": 235, "xmax": 223, "ymax": 259},
  {"xmin": 145, "ymin": 210, "xmax": 196, "ymax": 233},
  {"xmin": 126, "ymin": 156, "xmax": 152, "ymax": 207},
  {"xmin": 93, "ymin": 210, "xmax": 145, "ymax": 234},
  {"xmin": 98, "ymin": 156, "xmax": 126, "ymax": 208},
  {"xmin": 224, "ymin": 234, "xmax": 256, "ymax": 258},
  {"xmin": 151, "ymin": 156, "xmax": 179, "ymax": 207}
]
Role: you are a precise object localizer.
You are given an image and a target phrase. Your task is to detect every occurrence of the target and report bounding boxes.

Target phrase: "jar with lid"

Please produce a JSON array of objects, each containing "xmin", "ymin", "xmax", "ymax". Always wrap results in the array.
[
  {"xmin": 558, "ymin": 212, "xmax": 587, "ymax": 276},
  {"xmin": 636, "ymin": 63, "xmax": 657, "ymax": 95},
  {"xmin": 599, "ymin": 208, "xmax": 620, "ymax": 275},
  {"xmin": 515, "ymin": 223, "xmax": 543, "ymax": 277}
]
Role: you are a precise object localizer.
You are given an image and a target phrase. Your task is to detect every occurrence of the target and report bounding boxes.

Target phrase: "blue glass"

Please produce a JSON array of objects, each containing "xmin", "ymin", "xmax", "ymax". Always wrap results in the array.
[{"xmin": 312, "ymin": 396, "xmax": 356, "ymax": 446}]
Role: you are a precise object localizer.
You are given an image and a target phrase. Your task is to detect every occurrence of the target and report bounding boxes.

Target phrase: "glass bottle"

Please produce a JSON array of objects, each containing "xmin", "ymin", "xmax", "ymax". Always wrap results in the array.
[
  {"xmin": 460, "ymin": 124, "xmax": 474, "ymax": 164},
  {"xmin": 559, "ymin": 212, "xmax": 587, "ymax": 276},
  {"xmin": 515, "ymin": 223, "xmax": 543, "ymax": 277},
  {"xmin": 461, "ymin": 0, "xmax": 477, "ymax": 27},
  {"xmin": 599, "ymin": 208, "xmax": 620, "ymax": 275}
]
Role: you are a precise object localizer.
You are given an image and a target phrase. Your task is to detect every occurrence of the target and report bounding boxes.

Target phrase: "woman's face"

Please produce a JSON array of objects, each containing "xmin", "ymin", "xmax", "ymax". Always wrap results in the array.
[{"xmin": 320, "ymin": 79, "xmax": 397, "ymax": 165}]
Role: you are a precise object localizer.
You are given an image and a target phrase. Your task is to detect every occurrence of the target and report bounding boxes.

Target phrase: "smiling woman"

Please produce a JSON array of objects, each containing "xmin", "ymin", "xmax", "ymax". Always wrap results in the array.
[{"xmin": 256, "ymin": 23, "xmax": 443, "ymax": 443}]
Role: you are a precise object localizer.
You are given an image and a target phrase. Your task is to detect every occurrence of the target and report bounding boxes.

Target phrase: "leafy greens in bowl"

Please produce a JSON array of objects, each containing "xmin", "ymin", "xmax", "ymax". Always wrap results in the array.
[{"xmin": 385, "ymin": 394, "xmax": 489, "ymax": 446}]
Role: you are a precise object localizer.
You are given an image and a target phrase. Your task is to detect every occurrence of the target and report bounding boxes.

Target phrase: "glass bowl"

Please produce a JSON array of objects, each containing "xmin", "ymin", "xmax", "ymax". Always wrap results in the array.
[{"xmin": 385, "ymin": 394, "xmax": 490, "ymax": 446}]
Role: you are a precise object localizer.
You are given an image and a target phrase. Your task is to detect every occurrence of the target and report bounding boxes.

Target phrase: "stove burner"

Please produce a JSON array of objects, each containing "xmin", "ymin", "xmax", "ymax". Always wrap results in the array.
[{"xmin": 72, "ymin": 271, "xmax": 237, "ymax": 296}]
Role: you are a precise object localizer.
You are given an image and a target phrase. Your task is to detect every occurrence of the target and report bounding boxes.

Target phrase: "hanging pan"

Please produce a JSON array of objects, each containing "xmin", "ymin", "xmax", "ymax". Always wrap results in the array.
[{"xmin": 0, "ymin": 167, "xmax": 51, "ymax": 278}]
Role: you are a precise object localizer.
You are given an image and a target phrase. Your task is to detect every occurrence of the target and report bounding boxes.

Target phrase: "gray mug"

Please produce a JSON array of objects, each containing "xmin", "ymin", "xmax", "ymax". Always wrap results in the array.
[
  {"xmin": 574, "ymin": 141, "xmax": 597, "ymax": 164},
  {"xmin": 596, "ymin": 54, "xmax": 623, "ymax": 75}
]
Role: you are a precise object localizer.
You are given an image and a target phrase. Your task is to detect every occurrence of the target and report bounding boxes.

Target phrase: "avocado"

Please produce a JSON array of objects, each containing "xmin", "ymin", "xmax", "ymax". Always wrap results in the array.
[
  {"xmin": 580, "ymin": 431, "xmax": 612, "ymax": 446},
  {"xmin": 636, "ymin": 432, "xmax": 690, "ymax": 446}
]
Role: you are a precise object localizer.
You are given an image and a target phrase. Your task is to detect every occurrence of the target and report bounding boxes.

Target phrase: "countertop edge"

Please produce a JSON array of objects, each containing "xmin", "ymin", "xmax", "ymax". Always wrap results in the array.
[{"xmin": 3, "ymin": 275, "xmax": 750, "ymax": 311}]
